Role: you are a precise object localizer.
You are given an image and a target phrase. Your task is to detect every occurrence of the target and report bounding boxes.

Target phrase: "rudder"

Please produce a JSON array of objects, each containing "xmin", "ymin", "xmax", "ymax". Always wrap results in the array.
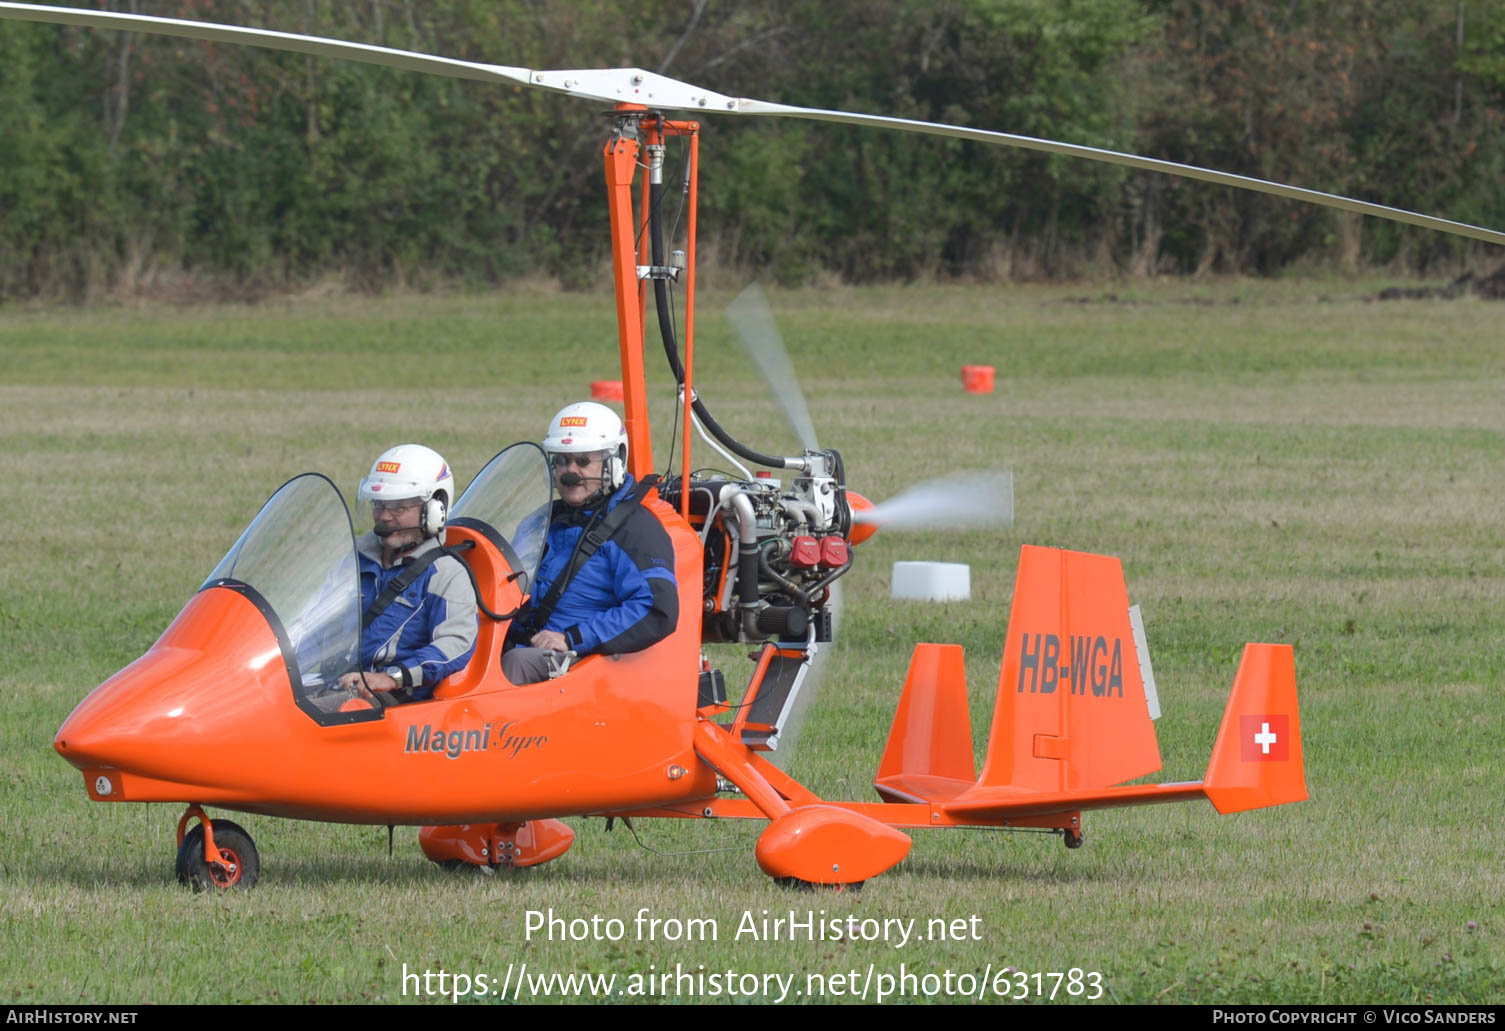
[
  {"xmin": 977, "ymin": 546, "xmax": 1162, "ymax": 793},
  {"xmin": 1203, "ymin": 643, "xmax": 1307, "ymax": 813}
]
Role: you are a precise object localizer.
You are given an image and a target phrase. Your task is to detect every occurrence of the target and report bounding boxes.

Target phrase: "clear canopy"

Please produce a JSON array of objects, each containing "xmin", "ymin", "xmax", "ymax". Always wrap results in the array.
[
  {"xmin": 450, "ymin": 442, "xmax": 554, "ymax": 590},
  {"xmin": 203, "ymin": 473, "xmax": 363, "ymax": 720}
]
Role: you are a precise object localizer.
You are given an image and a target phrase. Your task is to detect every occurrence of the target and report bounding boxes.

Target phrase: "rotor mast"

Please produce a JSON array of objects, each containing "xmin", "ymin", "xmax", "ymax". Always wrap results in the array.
[{"xmin": 603, "ymin": 105, "xmax": 700, "ymax": 512}]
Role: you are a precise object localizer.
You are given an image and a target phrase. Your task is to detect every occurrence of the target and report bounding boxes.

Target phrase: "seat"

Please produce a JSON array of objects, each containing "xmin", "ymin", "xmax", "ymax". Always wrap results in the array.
[{"xmin": 431, "ymin": 523, "xmax": 526, "ymax": 699}]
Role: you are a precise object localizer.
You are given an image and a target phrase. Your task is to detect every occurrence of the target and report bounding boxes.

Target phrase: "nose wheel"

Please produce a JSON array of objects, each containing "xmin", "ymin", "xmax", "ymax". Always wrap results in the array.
[{"xmin": 175, "ymin": 807, "xmax": 260, "ymax": 891}]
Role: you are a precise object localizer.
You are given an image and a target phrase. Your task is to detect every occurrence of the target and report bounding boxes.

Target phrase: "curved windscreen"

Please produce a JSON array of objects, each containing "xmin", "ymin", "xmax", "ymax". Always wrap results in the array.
[
  {"xmin": 450, "ymin": 442, "xmax": 554, "ymax": 588},
  {"xmin": 203, "ymin": 473, "xmax": 362, "ymax": 717}
]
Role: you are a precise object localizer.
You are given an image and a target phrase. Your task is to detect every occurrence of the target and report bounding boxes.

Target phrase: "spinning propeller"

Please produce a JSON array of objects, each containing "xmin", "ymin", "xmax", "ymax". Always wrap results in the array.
[
  {"xmin": 727, "ymin": 284, "xmax": 1014, "ymax": 537},
  {"xmin": 850, "ymin": 473, "xmax": 1015, "ymax": 533},
  {"xmin": 724, "ymin": 283, "xmax": 1013, "ymax": 767}
]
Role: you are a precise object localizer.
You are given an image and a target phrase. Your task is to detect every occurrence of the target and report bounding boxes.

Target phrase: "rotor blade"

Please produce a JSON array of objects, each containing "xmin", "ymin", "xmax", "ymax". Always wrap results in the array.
[
  {"xmin": 5, "ymin": 2, "xmax": 1502, "ymax": 247},
  {"xmin": 854, "ymin": 471, "xmax": 1015, "ymax": 532},
  {"xmin": 727, "ymin": 283, "xmax": 820, "ymax": 452},
  {"xmin": 0, "ymin": 2, "xmax": 533, "ymax": 86},
  {"xmin": 0, "ymin": 2, "xmax": 745, "ymax": 107},
  {"xmin": 730, "ymin": 102, "xmax": 1505, "ymax": 249}
]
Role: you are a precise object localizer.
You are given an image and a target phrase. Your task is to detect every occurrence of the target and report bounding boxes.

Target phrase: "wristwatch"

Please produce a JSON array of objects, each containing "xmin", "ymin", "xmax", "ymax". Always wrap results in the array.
[{"xmin": 383, "ymin": 666, "xmax": 411, "ymax": 689}]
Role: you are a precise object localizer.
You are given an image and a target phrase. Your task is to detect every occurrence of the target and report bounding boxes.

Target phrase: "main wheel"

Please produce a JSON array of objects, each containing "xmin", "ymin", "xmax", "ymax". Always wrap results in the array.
[{"xmin": 176, "ymin": 820, "xmax": 260, "ymax": 891}]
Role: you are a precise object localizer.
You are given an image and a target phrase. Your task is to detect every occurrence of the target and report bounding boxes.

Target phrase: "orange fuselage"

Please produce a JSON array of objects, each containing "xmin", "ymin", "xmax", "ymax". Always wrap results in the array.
[{"xmin": 56, "ymin": 501, "xmax": 718, "ymax": 825}]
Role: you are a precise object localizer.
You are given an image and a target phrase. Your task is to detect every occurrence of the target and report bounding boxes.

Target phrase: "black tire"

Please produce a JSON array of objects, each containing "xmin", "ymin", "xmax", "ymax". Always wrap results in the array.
[
  {"xmin": 1062, "ymin": 828, "xmax": 1084, "ymax": 849},
  {"xmin": 176, "ymin": 820, "xmax": 260, "ymax": 891}
]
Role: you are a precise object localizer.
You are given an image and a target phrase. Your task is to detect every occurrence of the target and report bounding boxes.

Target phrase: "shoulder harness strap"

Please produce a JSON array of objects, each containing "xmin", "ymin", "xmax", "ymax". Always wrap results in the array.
[
  {"xmin": 527, "ymin": 475, "xmax": 660, "ymax": 633},
  {"xmin": 362, "ymin": 546, "xmax": 450, "ymax": 629}
]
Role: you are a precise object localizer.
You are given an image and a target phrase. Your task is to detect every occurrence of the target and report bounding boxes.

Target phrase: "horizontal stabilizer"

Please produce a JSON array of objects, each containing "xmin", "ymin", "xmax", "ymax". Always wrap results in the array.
[
  {"xmin": 944, "ymin": 781, "xmax": 1205, "ymax": 819},
  {"xmin": 943, "ymin": 641, "xmax": 1306, "ymax": 822},
  {"xmin": 874, "ymin": 644, "xmax": 975, "ymax": 804}
]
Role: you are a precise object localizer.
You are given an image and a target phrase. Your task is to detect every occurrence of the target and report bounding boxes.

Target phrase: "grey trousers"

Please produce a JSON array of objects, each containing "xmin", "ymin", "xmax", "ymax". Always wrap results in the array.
[{"xmin": 501, "ymin": 647, "xmax": 562, "ymax": 685}]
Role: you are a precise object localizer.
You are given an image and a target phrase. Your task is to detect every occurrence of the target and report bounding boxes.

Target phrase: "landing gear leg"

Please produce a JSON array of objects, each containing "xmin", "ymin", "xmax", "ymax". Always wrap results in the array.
[{"xmin": 175, "ymin": 805, "xmax": 260, "ymax": 890}]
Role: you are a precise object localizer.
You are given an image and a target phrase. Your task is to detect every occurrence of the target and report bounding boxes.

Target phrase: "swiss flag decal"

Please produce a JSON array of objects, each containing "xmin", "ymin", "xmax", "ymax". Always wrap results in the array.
[{"xmin": 1240, "ymin": 715, "xmax": 1289, "ymax": 762}]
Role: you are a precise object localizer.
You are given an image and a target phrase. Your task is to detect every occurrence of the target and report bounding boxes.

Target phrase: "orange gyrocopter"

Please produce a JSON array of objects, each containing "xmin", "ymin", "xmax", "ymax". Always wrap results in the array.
[{"xmin": 27, "ymin": 1, "xmax": 1496, "ymax": 890}]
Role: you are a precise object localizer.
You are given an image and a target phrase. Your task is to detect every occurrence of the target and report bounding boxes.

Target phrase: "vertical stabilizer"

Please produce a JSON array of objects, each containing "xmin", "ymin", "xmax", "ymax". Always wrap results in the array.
[
  {"xmin": 1203, "ymin": 644, "xmax": 1307, "ymax": 813},
  {"xmin": 873, "ymin": 644, "xmax": 976, "ymax": 803},
  {"xmin": 976, "ymin": 546, "xmax": 1162, "ymax": 793}
]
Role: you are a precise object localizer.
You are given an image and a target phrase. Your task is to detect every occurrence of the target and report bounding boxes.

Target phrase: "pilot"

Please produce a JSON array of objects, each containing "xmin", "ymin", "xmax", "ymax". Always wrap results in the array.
[
  {"xmin": 501, "ymin": 402, "xmax": 678, "ymax": 684},
  {"xmin": 337, "ymin": 444, "xmax": 478, "ymax": 703}
]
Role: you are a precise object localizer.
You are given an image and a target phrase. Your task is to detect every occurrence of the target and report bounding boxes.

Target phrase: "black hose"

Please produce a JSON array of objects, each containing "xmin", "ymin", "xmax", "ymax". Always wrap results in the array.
[
  {"xmin": 443, "ymin": 541, "xmax": 520, "ymax": 623},
  {"xmin": 737, "ymin": 531, "xmax": 761, "ymax": 615},
  {"xmin": 648, "ymin": 169, "xmax": 790, "ymax": 470}
]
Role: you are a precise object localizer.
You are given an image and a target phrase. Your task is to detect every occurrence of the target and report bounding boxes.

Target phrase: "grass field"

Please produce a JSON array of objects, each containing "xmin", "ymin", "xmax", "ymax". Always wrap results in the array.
[{"xmin": 2, "ymin": 280, "xmax": 1502, "ymax": 1004}]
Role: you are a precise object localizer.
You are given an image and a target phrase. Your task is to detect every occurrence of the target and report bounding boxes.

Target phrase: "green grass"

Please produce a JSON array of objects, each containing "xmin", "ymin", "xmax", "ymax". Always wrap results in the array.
[{"xmin": 2, "ymin": 280, "xmax": 1502, "ymax": 1004}]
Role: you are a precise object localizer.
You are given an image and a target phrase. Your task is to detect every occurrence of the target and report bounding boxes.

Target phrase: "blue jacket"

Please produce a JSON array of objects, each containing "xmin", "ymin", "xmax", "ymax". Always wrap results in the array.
[
  {"xmin": 518, "ymin": 476, "xmax": 678, "ymax": 655},
  {"xmin": 357, "ymin": 534, "xmax": 478, "ymax": 700}
]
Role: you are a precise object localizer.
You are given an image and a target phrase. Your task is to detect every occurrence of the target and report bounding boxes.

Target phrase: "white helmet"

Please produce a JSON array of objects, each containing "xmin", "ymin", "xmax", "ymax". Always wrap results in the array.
[
  {"xmin": 357, "ymin": 444, "xmax": 455, "ymax": 538},
  {"xmin": 542, "ymin": 401, "xmax": 627, "ymax": 492}
]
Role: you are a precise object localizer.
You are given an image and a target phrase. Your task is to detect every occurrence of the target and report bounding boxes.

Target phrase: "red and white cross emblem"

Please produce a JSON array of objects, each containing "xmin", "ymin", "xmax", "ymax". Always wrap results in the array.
[{"xmin": 1239, "ymin": 714, "xmax": 1290, "ymax": 762}]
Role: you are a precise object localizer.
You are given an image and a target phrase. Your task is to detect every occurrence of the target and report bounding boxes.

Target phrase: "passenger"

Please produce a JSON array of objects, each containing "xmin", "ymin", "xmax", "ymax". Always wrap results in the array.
[
  {"xmin": 337, "ymin": 445, "xmax": 478, "ymax": 703},
  {"xmin": 502, "ymin": 403, "xmax": 677, "ymax": 684}
]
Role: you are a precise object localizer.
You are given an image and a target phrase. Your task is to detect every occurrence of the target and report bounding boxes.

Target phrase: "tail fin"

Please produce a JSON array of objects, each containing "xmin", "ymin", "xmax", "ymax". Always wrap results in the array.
[
  {"xmin": 1203, "ymin": 643, "xmax": 1307, "ymax": 813},
  {"xmin": 976, "ymin": 546, "xmax": 1162, "ymax": 793},
  {"xmin": 874, "ymin": 644, "xmax": 976, "ymax": 804}
]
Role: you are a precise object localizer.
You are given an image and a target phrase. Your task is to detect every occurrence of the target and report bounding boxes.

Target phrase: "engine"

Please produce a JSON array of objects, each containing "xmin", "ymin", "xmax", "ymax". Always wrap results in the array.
[{"xmin": 659, "ymin": 449, "xmax": 853, "ymax": 646}]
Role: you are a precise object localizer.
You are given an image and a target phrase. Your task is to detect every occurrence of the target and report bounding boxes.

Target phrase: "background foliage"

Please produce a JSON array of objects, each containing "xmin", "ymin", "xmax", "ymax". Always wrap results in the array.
[{"xmin": 2, "ymin": 0, "xmax": 1505, "ymax": 298}]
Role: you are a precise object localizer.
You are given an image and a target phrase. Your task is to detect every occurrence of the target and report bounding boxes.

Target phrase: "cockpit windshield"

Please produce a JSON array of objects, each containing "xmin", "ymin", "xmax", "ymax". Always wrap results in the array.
[
  {"xmin": 202, "ymin": 473, "xmax": 366, "ymax": 723},
  {"xmin": 450, "ymin": 442, "xmax": 553, "ymax": 590}
]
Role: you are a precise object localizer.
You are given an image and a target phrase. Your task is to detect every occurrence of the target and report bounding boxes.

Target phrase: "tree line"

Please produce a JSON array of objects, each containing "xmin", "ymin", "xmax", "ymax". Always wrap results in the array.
[{"xmin": 2, "ymin": 0, "xmax": 1502, "ymax": 300}]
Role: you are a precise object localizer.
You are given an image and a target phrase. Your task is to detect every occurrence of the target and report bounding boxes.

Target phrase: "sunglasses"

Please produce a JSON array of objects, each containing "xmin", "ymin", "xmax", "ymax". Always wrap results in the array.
[
  {"xmin": 550, "ymin": 453, "xmax": 599, "ymax": 469},
  {"xmin": 371, "ymin": 498, "xmax": 422, "ymax": 512}
]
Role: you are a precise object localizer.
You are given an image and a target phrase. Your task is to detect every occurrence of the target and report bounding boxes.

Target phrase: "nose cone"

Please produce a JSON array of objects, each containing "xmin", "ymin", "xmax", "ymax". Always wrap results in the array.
[
  {"xmin": 845, "ymin": 490, "xmax": 879, "ymax": 546},
  {"xmin": 56, "ymin": 588, "xmax": 293, "ymax": 788}
]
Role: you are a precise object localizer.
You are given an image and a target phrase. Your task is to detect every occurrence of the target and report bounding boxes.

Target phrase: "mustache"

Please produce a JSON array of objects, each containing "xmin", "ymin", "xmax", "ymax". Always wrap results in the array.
[{"xmin": 557, "ymin": 471, "xmax": 603, "ymax": 488}]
